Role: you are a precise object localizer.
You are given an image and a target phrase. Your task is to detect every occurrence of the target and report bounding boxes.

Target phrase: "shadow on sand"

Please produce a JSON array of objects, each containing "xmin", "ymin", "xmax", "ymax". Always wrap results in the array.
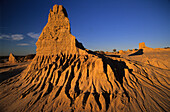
[
  {"xmin": 0, "ymin": 66, "xmax": 26, "ymax": 83},
  {"xmin": 106, "ymin": 55, "xmax": 120, "ymax": 58},
  {"xmin": 128, "ymin": 49, "xmax": 143, "ymax": 56},
  {"xmin": 0, "ymin": 65, "xmax": 17, "ymax": 69}
]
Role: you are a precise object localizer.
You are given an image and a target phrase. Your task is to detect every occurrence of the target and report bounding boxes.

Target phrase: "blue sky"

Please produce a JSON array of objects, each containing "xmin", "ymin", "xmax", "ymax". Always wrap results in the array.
[{"xmin": 0, "ymin": 0, "xmax": 170, "ymax": 56}]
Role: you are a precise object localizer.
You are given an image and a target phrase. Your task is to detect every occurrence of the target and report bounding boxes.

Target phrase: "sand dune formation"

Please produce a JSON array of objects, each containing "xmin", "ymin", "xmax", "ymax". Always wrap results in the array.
[{"xmin": 0, "ymin": 5, "xmax": 170, "ymax": 112}]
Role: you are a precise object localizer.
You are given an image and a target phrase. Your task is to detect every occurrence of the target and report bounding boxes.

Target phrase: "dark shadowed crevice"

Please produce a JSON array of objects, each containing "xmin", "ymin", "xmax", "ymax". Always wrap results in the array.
[
  {"xmin": 100, "ymin": 56, "xmax": 130, "ymax": 102},
  {"xmin": 43, "ymin": 82, "xmax": 53, "ymax": 96},
  {"xmin": 102, "ymin": 60, "xmax": 113, "ymax": 89},
  {"xmin": 65, "ymin": 66, "xmax": 75, "ymax": 106},
  {"xmin": 90, "ymin": 103, "xmax": 93, "ymax": 112},
  {"xmin": 82, "ymin": 92, "xmax": 90, "ymax": 109},
  {"xmin": 102, "ymin": 92, "xmax": 110, "ymax": 111},
  {"xmin": 93, "ymin": 93, "xmax": 102, "ymax": 110},
  {"xmin": 53, "ymin": 86, "xmax": 63, "ymax": 100},
  {"xmin": 55, "ymin": 71, "xmax": 61, "ymax": 86},
  {"xmin": 74, "ymin": 72, "xmax": 82, "ymax": 98}
]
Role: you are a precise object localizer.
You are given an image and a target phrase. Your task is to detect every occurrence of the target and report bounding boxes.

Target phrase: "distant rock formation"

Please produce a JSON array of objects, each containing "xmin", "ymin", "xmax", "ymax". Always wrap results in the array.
[
  {"xmin": 8, "ymin": 53, "xmax": 17, "ymax": 63},
  {"xmin": 139, "ymin": 42, "xmax": 146, "ymax": 49},
  {"xmin": 139, "ymin": 42, "xmax": 154, "ymax": 50},
  {"xmin": 119, "ymin": 50, "xmax": 124, "ymax": 54},
  {"xmin": 127, "ymin": 49, "xmax": 131, "ymax": 52},
  {"xmin": 0, "ymin": 4, "xmax": 169, "ymax": 112}
]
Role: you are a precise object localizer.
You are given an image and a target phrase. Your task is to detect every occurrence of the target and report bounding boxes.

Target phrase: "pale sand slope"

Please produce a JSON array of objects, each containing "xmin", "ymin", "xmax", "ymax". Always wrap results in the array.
[
  {"xmin": 0, "ymin": 49, "xmax": 169, "ymax": 112},
  {"xmin": 128, "ymin": 49, "xmax": 170, "ymax": 69}
]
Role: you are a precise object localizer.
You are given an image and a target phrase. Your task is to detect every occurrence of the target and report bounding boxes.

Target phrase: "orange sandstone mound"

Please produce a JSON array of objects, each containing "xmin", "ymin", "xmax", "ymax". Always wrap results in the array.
[
  {"xmin": 8, "ymin": 53, "xmax": 18, "ymax": 63},
  {"xmin": 0, "ymin": 5, "xmax": 169, "ymax": 112}
]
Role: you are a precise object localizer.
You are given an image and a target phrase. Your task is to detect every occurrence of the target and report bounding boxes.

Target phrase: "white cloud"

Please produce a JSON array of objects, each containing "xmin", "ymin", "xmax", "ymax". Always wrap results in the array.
[
  {"xmin": 17, "ymin": 43, "xmax": 30, "ymax": 46},
  {"xmin": 0, "ymin": 34, "xmax": 24, "ymax": 40},
  {"xmin": 27, "ymin": 32, "xmax": 40, "ymax": 39},
  {"xmin": 11, "ymin": 34, "xmax": 24, "ymax": 40},
  {"xmin": 0, "ymin": 34, "xmax": 11, "ymax": 39}
]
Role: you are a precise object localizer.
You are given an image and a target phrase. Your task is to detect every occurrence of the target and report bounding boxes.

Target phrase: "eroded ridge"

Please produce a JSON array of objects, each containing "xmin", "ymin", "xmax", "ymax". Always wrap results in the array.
[
  {"xmin": 0, "ymin": 53, "xmax": 169, "ymax": 112},
  {"xmin": 0, "ymin": 54, "xmax": 130, "ymax": 111}
]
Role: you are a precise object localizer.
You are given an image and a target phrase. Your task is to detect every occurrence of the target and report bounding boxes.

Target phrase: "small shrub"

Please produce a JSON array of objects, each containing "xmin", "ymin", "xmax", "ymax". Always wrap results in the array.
[
  {"xmin": 113, "ymin": 49, "xmax": 116, "ymax": 52},
  {"xmin": 164, "ymin": 47, "xmax": 170, "ymax": 49},
  {"xmin": 99, "ymin": 51, "xmax": 105, "ymax": 55}
]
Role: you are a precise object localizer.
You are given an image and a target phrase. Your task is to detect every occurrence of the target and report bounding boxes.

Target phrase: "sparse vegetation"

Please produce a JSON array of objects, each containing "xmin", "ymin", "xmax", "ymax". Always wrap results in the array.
[
  {"xmin": 99, "ymin": 51, "xmax": 105, "ymax": 55},
  {"xmin": 164, "ymin": 47, "xmax": 170, "ymax": 49},
  {"xmin": 94, "ymin": 51, "xmax": 100, "ymax": 54},
  {"xmin": 94, "ymin": 51, "xmax": 105, "ymax": 55},
  {"xmin": 113, "ymin": 49, "xmax": 116, "ymax": 52}
]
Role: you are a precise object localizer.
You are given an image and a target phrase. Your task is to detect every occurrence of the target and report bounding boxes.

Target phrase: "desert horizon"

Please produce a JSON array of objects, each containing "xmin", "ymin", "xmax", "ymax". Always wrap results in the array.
[{"xmin": 1, "ymin": 0, "xmax": 169, "ymax": 56}]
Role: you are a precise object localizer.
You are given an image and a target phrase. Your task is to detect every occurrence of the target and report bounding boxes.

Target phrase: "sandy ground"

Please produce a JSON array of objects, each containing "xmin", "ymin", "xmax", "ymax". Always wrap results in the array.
[
  {"xmin": 0, "ymin": 62, "xmax": 31, "ymax": 83},
  {"xmin": 0, "ymin": 49, "xmax": 169, "ymax": 112},
  {"xmin": 116, "ymin": 48, "xmax": 170, "ymax": 69}
]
